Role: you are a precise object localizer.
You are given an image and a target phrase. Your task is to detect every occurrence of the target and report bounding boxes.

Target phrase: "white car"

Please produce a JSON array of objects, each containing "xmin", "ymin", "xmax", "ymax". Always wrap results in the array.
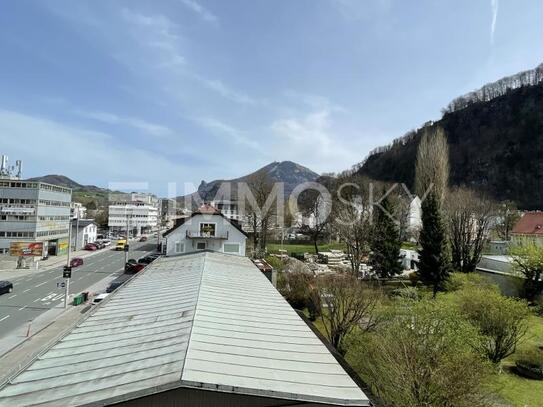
[
  {"xmin": 100, "ymin": 240, "xmax": 111, "ymax": 247},
  {"xmin": 92, "ymin": 293, "xmax": 109, "ymax": 305}
]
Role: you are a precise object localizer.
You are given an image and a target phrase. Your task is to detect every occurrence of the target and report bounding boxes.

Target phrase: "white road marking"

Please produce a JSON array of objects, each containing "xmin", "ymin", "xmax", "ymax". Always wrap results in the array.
[
  {"xmin": 0, "ymin": 315, "xmax": 10, "ymax": 322},
  {"xmin": 23, "ymin": 288, "xmax": 31, "ymax": 293},
  {"xmin": 7, "ymin": 294, "xmax": 16, "ymax": 299},
  {"xmin": 35, "ymin": 281, "xmax": 48, "ymax": 288},
  {"xmin": 18, "ymin": 305, "xmax": 27, "ymax": 311},
  {"xmin": 33, "ymin": 298, "xmax": 40, "ymax": 303}
]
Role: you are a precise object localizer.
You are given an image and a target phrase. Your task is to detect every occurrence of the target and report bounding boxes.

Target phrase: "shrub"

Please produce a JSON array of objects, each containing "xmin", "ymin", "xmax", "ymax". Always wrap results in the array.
[
  {"xmin": 453, "ymin": 287, "xmax": 530, "ymax": 363},
  {"xmin": 264, "ymin": 255, "xmax": 285, "ymax": 272},
  {"xmin": 444, "ymin": 272, "xmax": 498, "ymax": 293},
  {"xmin": 391, "ymin": 286, "xmax": 420, "ymax": 301},
  {"xmin": 348, "ymin": 300, "xmax": 492, "ymax": 406}
]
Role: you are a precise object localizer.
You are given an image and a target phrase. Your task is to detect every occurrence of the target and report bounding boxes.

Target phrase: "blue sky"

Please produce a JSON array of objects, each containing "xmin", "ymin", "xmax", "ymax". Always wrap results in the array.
[{"xmin": 0, "ymin": 0, "xmax": 542, "ymax": 196}]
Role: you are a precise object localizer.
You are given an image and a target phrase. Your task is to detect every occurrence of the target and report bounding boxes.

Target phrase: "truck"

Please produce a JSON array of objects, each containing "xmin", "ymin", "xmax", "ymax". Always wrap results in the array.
[{"xmin": 115, "ymin": 239, "xmax": 127, "ymax": 251}]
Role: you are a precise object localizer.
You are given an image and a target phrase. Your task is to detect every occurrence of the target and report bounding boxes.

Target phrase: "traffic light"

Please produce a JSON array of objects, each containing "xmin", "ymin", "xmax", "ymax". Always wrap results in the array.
[
  {"xmin": 124, "ymin": 244, "xmax": 129, "ymax": 252},
  {"xmin": 63, "ymin": 266, "xmax": 72, "ymax": 279}
]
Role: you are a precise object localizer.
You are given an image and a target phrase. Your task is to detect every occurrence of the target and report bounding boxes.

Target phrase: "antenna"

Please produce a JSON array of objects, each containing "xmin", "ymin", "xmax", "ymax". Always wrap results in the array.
[{"xmin": 15, "ymin": 160, "xmax": 22, "ymax": 179}]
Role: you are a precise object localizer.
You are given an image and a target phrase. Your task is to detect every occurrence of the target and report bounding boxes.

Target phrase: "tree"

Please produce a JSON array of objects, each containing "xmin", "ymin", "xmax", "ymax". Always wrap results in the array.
[
  {"xmin": 369, "ymin": 193, "xmax": 402, "ymax": 278},
  {"xmin": 298, "ymin": 188, "xmax": 331, "ymax": 255},
  {"xmin": 332, "ymin": 179, "xmax": 372, "ymax": 276},
  {"xmin": 445, "ymin": 187, "xmax": 495, "ymax": 272},
  {"xmin": 316, "ymin": 274, "xmax": 382, "ymax": 355},
  {"xmin": 510, "ymin": 243, "xmax": 543, "ymax": 300},
  {"xmin": 415, "ymin": 126, "xmax": 449, "ymax": 205},
  {"xmin": 454, "ymin": 287, "xmax": 530, "ymax": 364},
  {"xmin": 415, "ymin": 127, "xmax": 452, "ymax": 296},
  {"xmin": 418, "ymin": 192, "xmax": 452, "ymax": 297},
  {"xmin": 495, "ymin": 201, "xmax": 521, "ymax": 241},
  {"xmin": 348, "ymin": 300, "xmax": 492, "ymax": 407}
]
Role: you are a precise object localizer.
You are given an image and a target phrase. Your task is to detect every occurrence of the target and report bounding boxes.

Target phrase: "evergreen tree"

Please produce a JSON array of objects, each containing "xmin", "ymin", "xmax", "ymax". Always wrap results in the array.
[
  {"xmin": 369, "ymin": 195, "xmax": 402, "ymax": 278},
  {"xmin": 418, "ymin": 192, "xmax": 451, "ymax": 297}
]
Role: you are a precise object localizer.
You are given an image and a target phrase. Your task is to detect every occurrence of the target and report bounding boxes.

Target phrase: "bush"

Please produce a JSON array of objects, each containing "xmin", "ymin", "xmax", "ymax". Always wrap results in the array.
[
  {"xmin": 453, "ymin": 287, "xmax": 530, "ymax": 363},
  {"xmin": 264, "ymin": 255, "xmax": 285, "ymax": 272},
  {"xmin": 347, "ymin": 300, "xmax": 492, "ymax": 406},
  {"xmin": 444, "ymin": 272, "xmax": 498, "ymax": 293},
  {"xmin": 515, "ymin": 348, "xmax": 543, "ymax": 380},
  {"xmin": 391, "ymin": 286, "xmax": 420, "ymax": 301}
]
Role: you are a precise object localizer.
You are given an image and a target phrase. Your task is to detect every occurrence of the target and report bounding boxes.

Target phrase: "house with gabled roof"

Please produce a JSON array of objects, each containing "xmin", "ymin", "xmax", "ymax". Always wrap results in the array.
[
  {"xmin": 163, "ymin": 204, "xmax": 247, "ymax": 256},
  {"xmin": 512, "ymin": 211, "xmax": 543, "ymax": 247}
]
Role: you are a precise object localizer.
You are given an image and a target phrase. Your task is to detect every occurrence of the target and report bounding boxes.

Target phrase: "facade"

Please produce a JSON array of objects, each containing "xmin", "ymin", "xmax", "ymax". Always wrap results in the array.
[
  {"xmin": 0, "ymin": 251, "xmax": 370, "ymax": 406},
  {"xmin": 0, "ymin": 179, "xmax": 72, "ymax": 255},
  {"xmin": 71, "ymin": 219, "xmax": 97, "ymax": 250},
  {"xmin": 209, "ymin": 199, "xmax": 242, "ymax": 221},
  {"xmin": 511, "ymin": 212, "xmax": 543, "ymax": 247},
  {"xmin": 108, "ymin": 202, "xmax": 159, "ymax": 236},
  {"xmin": 164, "ymin": 204, "xmax": 247, "ymax": 256},
  {"xmin": 70, "ymin": 202, "xmax": 87, "ymax": 220}
]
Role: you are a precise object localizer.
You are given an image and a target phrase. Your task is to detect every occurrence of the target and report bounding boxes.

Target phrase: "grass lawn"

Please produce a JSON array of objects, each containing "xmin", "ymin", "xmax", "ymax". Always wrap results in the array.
[
  {"xmin": 488, "ymin": 315, "xmax": 543, "ymax": 407},
  {"xmin": 267, "ymin": 242, "xmax": 346, "ymax": 255}
]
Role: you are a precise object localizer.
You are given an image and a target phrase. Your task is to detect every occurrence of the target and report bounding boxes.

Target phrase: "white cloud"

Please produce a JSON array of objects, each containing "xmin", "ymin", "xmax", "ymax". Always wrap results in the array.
[
  {"xmin": 179, "ymin": 0, "xmax": 218, "ymax": 23},
  {"xmin": 74, "ymin": 110, "xmax": 173, "ymax": 137},
  {"xmin": 0, "ymin": 109, "xmax": 191, "ymax": 190},
  {"xmin": 196, "ymin": 117, "xmax": 260, "ymax": 149},
  {"xmin": 192, "ymin": 74, "xmax": 257, "ymax": 105},
  {"xmin": 490, "ymin": 0, "xmax": 499, "ymax": 45}
]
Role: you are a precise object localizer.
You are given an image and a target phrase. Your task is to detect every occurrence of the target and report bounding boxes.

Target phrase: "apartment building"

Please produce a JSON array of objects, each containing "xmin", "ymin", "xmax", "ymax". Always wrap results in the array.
[{"xmin": 108, "ymin": 202, "xmax": 159, "ymax": 236}]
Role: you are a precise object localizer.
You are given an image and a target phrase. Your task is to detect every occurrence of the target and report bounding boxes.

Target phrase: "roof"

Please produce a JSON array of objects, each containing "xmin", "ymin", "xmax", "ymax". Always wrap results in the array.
[
  {"xmin": 72, "ymin": 219, "xmax": 96, "ymax": 228},
  {"xmin": 163, "ymin": 204, "xmax": 247, "ymax": 237},
  {"xmin": 512, "ymin": 212, "xmax": 543, "ymax": 236},
  {"xmin": 0, "ymin": 252, "xmax": 368, "ymax": 407}
]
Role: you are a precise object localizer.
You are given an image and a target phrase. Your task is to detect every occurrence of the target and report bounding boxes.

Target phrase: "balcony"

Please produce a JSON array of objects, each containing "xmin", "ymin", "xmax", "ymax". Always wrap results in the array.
[{"xmin": 186, "ymin": 230, "xmax": 229, "ymax": 239}]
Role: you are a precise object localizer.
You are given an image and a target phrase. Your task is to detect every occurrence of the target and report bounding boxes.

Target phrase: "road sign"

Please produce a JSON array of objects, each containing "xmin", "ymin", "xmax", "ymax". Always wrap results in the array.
[{"xmin": 57, "ymin": 282, "xmax": 66, "ymax": 289}]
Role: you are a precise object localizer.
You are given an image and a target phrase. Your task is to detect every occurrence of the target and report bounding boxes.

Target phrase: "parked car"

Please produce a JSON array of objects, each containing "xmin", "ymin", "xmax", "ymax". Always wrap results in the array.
[
  {"xmin": 100, "ymin": 240, "xmax": 111, "ymax": 247},
  {"xmin": 106, "ymin": 275, "xmax": 132, "ymax": 293},
  {"xmin": 84, "ymin": 243, "xmax": 98, "ymax": 251},
  {"xmin": 70, "ymin": 257, "xmax": 84, "ymax": 268},
  {"xmin": 125, "ymin": 263, "xmax": 145, "ymax": 274},
  {"xmin": 137, "ymin": 256, "xmax": 156, "ymax": 264},
  {"xmin": 124, "ymin": 259, "xmax": 138, "ymax": 272},
  {"xmin": 92, "ymin": 293, "xmax": 109, "ymax": 305},
  {"xmin": 0, "ymin": 281, "xmax": 13, "ymax": 295},
  {"xmin": 139, "ymin": 236, "xmax": 148, "ymax": 242}
]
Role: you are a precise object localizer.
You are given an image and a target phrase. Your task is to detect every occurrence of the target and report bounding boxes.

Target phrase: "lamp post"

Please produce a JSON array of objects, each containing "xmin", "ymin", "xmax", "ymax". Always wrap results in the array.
[
  {"xmin": 124, "ymin": 207, "xmax": 131, "ymax": 265},
  {"xmin": 64, "ymin": 218, "xmax": 72, "ymax": 309}
]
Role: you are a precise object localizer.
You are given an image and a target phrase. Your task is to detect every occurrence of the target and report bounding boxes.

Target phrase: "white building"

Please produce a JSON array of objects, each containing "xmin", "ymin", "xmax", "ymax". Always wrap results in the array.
[
  {"xmin": 406, "ymin": 196, "xmax": 422, "ymax": 239},
  {"xmin": 70, "ymin": 202, "xmax": 87, "ymax": 220},
  {"xmin": 71, "ymin": 219, "xmax": 97, "ymax": 250},
  {"xmin": 164, "ymin": 204, "xmax": 247, "ymax": 256},
  {"xmin": 209, "ymin": 199, "xmax": 242, "ymax": 221},
  {"xmin": 108, "ymin": 202, "xmax": 159, "ymax": 236}
]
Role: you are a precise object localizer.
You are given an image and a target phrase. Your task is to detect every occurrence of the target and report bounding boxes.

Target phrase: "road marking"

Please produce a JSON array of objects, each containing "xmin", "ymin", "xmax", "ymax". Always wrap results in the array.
[
  {"xmin": 7, "ymin": 294, "xmax": 17, "ymax": 299},
  {"xmin": 23, "ymin": 288, "xmax": 31, "ymax": 293},
  {"xmin": 0, "ymin": 315, "xmax": 10, "ymax": 322},
  {"xmin": 33, "ymin": 298, "xmax": 40, "ymax": 303},
  {"xmin": 35, "ymin": 281, "xmax": 48, "ymax": 288},
  {"xmin": 18, "ymin": 305, "xmax": 27, "ymax": 311}
]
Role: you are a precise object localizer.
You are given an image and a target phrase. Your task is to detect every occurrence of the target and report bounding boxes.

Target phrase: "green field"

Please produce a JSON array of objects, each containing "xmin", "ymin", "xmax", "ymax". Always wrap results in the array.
[
  {"xmin": 267, "ymin": 242, "xmax": 346, "ymax": 254},
  {"xmin": 489, "ymin": 315, "xmax": 543, "ymax": 407}
]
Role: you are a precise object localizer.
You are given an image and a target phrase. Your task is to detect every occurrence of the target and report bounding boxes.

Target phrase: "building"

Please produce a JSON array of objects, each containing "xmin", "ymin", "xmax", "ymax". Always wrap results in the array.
[
  {"xmin": 71, "ymin": 219, "xmax": 97, "ymax": 250},
  {"xmin": 0, "ymin": 251, "xmax": 371, "ymax": 406},
  {"xmin": 209, "ymin": 199, "xmax": 242, "ymax": 221},
  {"xmin": 164, "ymin": 204, "xmax": 247, "ymax": 256},
  {"xmin": 0, "ymin": 155, "xmax": 72, "ymax": 255},
  {"xmin": 511, "ymin": 212, "xmax": 543, "ymax": 247},
  {"xmin": 159, "ymin": 198, "xmax": 188, "ymax": 229},
  {"xmin": 70, "ymin": 202, "xmax": 87, "ymax": 220},
  {"xmin": 108, "ymin": 202, "xmax": 159, "ymax": 237}
]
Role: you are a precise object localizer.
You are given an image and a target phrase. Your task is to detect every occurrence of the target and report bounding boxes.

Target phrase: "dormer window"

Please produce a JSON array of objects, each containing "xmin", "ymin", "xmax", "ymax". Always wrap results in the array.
[{"xmin": 200, "ymin": 223, "xmax": 216, "ymax": 237}]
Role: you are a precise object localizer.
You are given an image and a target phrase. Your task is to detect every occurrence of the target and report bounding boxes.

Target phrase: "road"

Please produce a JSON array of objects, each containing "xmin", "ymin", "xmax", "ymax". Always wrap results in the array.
[{"xmin": 0, "ymin": 239, "xmax": 157, "ymax": 338}]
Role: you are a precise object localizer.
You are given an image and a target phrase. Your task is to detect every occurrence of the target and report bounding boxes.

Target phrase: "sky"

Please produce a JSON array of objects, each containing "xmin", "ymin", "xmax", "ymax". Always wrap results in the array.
[{"xmin": 0, "ymin": 0, "xmax": 542, "ymax": 196}]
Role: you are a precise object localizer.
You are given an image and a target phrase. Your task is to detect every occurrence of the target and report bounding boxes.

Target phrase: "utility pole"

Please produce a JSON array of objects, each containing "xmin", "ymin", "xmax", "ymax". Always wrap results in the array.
[
  {"xmin": 74, "ymin": 210, "xmax": 80, "ymax": 251},
  {"xmin": 124, "ymin": 207, "xmax": 130, "ymax": 265},
  {"xmin": 64, "ymin": 218, "xmax": 72, "ymax": 309}
]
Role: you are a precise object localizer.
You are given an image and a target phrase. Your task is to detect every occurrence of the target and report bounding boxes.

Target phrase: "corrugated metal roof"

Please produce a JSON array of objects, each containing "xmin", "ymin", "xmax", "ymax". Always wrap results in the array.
[{"xmin": 0, "ymin": 252, "xmax": 369, "ymax": 407}]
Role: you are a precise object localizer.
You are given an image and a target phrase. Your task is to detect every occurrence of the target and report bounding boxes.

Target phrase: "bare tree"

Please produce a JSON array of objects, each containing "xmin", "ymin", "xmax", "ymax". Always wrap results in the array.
[
  {"xmin": 415, "ymin": 126, "xmax": 449, "ymax": 205},
  {"xmin": 315, "ymin": 274, "xmax": 382, "ymax": 355},
  {"xmin": 495, "ymin": 201, "xmax": 521, "ymax": 241},
  {"xmin": 445, "ymin": 187, "xmax": 495, "ymax": 272},
  {"xmin": 298, "ymin": 189, "xmax": 331, "ymax": 255}
]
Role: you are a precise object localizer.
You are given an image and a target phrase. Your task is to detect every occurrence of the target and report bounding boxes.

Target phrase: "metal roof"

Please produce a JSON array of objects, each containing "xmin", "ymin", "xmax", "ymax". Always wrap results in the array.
[{"xmin": 0, "ymin": 251, "xmax": 369, "ymax": 407}]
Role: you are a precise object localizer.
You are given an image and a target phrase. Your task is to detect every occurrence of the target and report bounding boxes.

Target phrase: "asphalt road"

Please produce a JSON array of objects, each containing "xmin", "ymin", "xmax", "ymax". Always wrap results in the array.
[{"xmin": 0, "ymin": 239, "xmax": 158, "ymax": 337}]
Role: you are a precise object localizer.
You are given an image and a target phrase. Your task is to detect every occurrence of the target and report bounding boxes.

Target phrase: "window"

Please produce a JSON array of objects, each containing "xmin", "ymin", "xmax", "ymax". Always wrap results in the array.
[
  {"xmin": 175, "ymin": 241, "xmax": 184, "ymax": 253},
  {"xmin": 196, "ymin": 242, "xmax": 206, "ymax": 250},
  {"xmin": 199, "ymin": 223, "xmax": 216, "ymax": 237},
  {"xmin": 223, "ymin": 243, "xmax": 240, "ymax": 254}
]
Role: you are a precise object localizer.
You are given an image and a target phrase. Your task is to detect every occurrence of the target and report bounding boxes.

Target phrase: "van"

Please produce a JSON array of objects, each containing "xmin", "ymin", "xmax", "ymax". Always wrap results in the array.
[
  {"xmin": 115, "ymin": 240, "xmax": 127, "ymax": 251},
  {"xmin": 106, "ymin": 275, "xmax": 131, "ymax": 293}
]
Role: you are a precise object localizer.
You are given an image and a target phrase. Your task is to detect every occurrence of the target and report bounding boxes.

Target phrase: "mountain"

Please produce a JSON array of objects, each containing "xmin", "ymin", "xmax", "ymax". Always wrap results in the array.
[
  {"xmin": 180, "ymin": 161, "xmax": 319, "ymax": 203},
  {"xmin": 356, "ymin": 64, "xmax": 543, "ymax": 210},
  {"xmin": 27, "ymin": 174, "xmax": 111, "ymax": 208}
]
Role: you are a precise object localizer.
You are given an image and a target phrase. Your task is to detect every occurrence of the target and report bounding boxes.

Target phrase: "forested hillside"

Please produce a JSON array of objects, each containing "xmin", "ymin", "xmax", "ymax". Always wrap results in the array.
[{"xmin": 358, "ymin": 80, "xmax": 543, "ymax": 209}]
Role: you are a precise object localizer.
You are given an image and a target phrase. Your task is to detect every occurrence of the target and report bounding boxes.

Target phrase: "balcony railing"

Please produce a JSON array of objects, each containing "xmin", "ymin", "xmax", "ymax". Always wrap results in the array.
[{"xmin": 186, "ymin": 230, "xmax": 229, "ymax": 239}]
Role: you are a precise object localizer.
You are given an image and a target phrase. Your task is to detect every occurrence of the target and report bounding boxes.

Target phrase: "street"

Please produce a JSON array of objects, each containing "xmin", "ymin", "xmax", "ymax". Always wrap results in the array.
[{"xmin": 0, "ymin": 239, "xmax": 157, "ymax": 338}]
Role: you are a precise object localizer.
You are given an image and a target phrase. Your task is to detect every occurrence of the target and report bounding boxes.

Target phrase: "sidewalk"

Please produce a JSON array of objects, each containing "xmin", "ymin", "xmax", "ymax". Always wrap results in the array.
[
  {"xmin": 0, "ymin": 248, "xmax": 103, "ymax": 281},
  {"xmin": 0, "ymin": 269, "xmax": 120, "ymax": 366}
]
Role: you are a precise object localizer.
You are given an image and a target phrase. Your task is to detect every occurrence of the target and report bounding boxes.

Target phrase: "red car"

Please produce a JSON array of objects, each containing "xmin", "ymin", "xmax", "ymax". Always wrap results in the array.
[
  {"xmin": 70, "ymin": 257, "xmax": 84, "ymax": 267},
  {"xmin": 84, "ymin": 243, "xmax": 98, "ymax": 251}
]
